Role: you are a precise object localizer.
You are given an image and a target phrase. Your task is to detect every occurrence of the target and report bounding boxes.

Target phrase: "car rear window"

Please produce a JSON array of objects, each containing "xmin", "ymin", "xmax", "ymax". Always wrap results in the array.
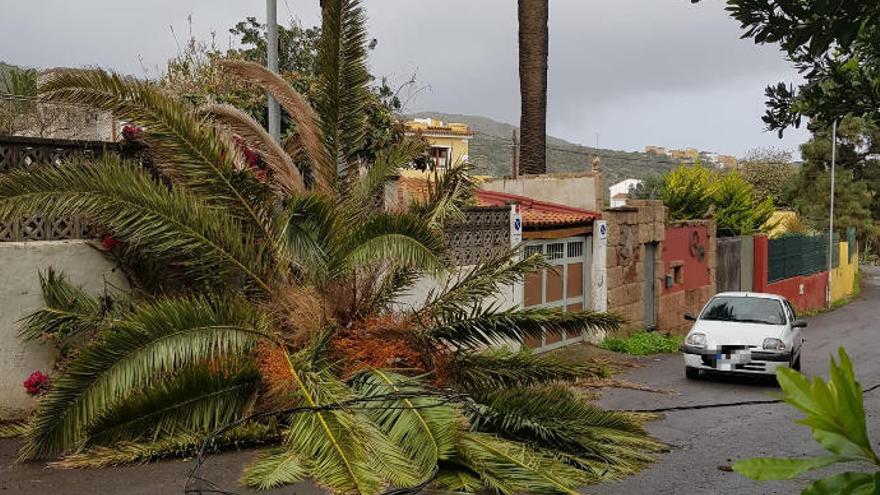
[{"xmin": 700, "ymin": 296, "xmax": 786, "ymax": 325}]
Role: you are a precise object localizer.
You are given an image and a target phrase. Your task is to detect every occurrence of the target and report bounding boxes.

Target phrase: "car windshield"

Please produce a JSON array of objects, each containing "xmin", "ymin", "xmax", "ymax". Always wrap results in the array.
[{"xmin": 700, "ymin": 296, "xmax": 786, "ymax": 325}]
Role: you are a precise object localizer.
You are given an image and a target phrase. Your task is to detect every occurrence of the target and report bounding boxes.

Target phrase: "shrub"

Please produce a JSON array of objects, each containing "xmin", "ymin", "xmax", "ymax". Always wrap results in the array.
[{"xmin": 599, "ymin": 332, "xmax": 682, "ymax": 355}]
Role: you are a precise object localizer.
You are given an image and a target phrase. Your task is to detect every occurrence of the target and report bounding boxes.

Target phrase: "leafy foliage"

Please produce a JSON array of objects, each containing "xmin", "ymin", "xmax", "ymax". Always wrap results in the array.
[
  {"xmin": 661, "ymin": 163, "xmax": 715, "ymax": 221},
  {"xmin": 599, "ymin": 331, "xmax": 683, "ymax": 356},
  {"xmin": 740, "ymin": 148, "xmax": 798, "ymax": 207},
  {"xmin": 734, "ymin": 348, "xmax": 880, "ymax": 493}
]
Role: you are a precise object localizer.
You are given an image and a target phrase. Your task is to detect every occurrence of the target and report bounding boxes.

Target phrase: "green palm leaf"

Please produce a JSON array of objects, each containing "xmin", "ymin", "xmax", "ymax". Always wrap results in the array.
[
  {"xmin": 0, "ymin": 156, "xmax": 274, "ymax": 294},
  {"xmin": 39, "ymin": 69, "xmax": 273, "ymax": 235},
  {"xmin": 318, "ymin": 0, "xmax": 371, "ymax": 175},
  {"xmin": 417, "ymin": 249, "xmax": 550, "ymax": 322},
  {"xmin": 352, "ymin": 369, "xmax": 459, "ymax": 473},
  {"xmin": 18, "ymin": 268, "xmax": 108, "ymax": 343},
  {"xmin": 87, "ymin": 362, "xmax": 261, "ymax": 445},
  {"xmin": 446, "ymin": 349, "xmax": 608, "ymax": 392},
  {"xmin": 20, "ymin": 296, "xmax": 268, "ymax": 460},
  {"xmin": 421, "ymin": 306, "xmax": 623, "ymax": 351},
  {"xmin": 466, "ymin": 385, "xmax": 662, "ymax": 478},
  {"xmin": 454, "ymin": 432, "xmax": 587, "ymax": 495},
  {"xmin": 340, "ymin": 212, "xmax": 445, "ymax": 277},
  {"xmin": 243, "ymin": 448, "xmax": 311, "ymax": 490}
]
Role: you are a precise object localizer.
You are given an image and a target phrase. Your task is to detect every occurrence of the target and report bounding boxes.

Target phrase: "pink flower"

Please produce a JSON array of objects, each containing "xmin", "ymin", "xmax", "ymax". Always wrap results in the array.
[
  {"xmin": 121, "ymin": 124, "xmax": 143, "ymax": 141},
  {"xmin": 24, "ymin": 371, "xmax": 50, "ymax": 396},
  {"xmin": 102, "ymin": 235, "xmax": 121, "ymax": 250}
]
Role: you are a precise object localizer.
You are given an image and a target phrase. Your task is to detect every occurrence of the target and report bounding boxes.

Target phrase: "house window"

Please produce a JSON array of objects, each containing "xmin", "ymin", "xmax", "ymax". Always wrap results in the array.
[
  {"xmin": 673, "ymin": 265, "xmax": 684, "ymax": 285},
  {"xmin": 429, "ymin": 146, "xmax": 450, "ymax": 169}
]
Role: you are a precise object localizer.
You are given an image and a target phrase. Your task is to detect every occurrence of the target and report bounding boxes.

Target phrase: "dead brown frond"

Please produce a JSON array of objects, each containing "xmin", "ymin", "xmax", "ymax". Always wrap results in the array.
[
  {"xmin": 330, "ymin": 313, "xmax": 424, "ymax": 379},
  {"xmin": 219, "ymin": 59, "xmax": 334, "ymax": 193},
  {"xmin": 199, "ymin": 103, "xmax": 305, "ymax": 194},
  {"xmin": 266, "ymin": 285, "xmax": 331, "ymax": 349}
]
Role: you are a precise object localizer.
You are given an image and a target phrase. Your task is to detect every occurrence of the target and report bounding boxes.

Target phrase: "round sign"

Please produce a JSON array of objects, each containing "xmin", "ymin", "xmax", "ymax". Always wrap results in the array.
[{"xmin": 514, "ymin": 218, "xmax": 522, "ymax": 231}]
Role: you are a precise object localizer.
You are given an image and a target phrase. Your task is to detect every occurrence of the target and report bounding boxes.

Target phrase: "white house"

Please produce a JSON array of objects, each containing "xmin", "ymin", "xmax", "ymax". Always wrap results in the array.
[{"xmin": 609, "ymin": 178, "xmax": 642, "ymax": 207}]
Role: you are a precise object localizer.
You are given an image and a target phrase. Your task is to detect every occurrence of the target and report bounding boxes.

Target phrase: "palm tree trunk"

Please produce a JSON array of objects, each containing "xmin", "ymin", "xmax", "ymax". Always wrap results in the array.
[{"xmin": 518, "ymin": 0, "xmax": 548, "ymax": 176}]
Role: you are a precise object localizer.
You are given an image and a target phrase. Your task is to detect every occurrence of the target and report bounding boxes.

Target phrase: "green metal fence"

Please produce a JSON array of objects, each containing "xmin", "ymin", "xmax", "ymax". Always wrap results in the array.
[
  {"xmin": 848, "ymin": 227, "xmax": 857, "ymax": 262},
  {"xmin": 768, "ymin": 233, "xmax": 839, "ymax": 283}
]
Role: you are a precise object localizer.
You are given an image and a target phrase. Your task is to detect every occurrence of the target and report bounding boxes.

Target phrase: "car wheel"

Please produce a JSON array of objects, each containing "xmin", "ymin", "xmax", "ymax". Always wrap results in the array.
[
  {"xmin": 792, "ymin": 353, "xmax": 802, "ymax": 372},
  {"xmin": 685, "ymin": 367, "xmax": 700, "ymax": 379}
]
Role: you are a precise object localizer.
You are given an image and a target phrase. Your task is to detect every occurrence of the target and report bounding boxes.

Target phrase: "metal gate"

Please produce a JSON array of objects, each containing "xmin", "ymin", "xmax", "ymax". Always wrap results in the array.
[
  {"xmin": 717, "ymin": 237, "xmax": 742, "ymax": 292},
  {"xmin": 643, "ymin": 242, "xmax": 657, "ymax": 329}
]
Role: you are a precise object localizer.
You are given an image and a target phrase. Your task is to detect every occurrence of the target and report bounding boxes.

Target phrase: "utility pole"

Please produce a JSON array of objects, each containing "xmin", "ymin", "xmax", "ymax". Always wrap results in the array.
[
  {"xmin": 827, "ymin": 119, "xmax": 837, "ymax": 308},
  {"xmin": 511, "ymin": 129, "xmax": 519, "ymax": 179},
  {"xmin": 266, "ymin": 0, "xmax": 280, "ymax": 142}
]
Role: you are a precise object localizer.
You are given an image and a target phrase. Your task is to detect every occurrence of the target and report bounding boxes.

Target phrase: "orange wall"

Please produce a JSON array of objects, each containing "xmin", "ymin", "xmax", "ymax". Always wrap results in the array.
[{"xmin": 662, "ymin": 225, "xmax": 710, "ymax": 294}]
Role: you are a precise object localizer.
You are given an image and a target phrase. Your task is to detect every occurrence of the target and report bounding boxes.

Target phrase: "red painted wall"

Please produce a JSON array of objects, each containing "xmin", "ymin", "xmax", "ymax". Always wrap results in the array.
[
  {"xmin": 662, "ymin": 225, "xmax": 710, "ymax": 294},
  {"xmin": 766, "ymin": 272, "xmax": 828, "ymax": 313},
  {"xmin": 753, "ymin": 235, "xmax": 828, "ymax": 313}
]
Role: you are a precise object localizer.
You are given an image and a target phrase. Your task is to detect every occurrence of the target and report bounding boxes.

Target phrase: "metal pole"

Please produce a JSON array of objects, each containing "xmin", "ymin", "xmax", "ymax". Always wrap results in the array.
[
  {"xmin": 266, "ymin": 0, "xmax": 280, "ymax": 142},
  {"xmin": 827, "ymin": 119, "xmax": 837, "ymax": 307}
]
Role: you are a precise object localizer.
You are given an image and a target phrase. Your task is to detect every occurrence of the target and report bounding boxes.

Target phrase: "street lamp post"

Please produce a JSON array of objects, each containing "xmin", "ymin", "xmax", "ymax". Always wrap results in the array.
[
  {"xmin": 827, "ymin": 119, "xmax": 837, "ymax": 308},
  {"xmin": 266, "ymin": 0, "xmax": 280, "ymax": 142}
]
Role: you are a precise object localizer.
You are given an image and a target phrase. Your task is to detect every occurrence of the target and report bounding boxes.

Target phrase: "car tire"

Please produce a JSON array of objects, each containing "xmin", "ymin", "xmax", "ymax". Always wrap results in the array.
[
  {"xmin": 685, "ymin": 367, "xmax": 700, "ymax": 380},
  {"xmin": 792, "ymin": 353, "xmax": 802, "ymax": 372}
]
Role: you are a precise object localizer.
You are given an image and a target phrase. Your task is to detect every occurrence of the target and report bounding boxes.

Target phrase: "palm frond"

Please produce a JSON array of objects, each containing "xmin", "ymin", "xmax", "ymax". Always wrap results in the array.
[
  {"xmin": 351, "ymin": 369, "xmax": 459, "ymax": 473},
  {"xmin": 446, "ymin": 349, "xmax": 608, "ymax": 392},
  {"xmin": 87, "ymin": 362, "xmax": 261, "ymax": 445},
  {"xmin": 432, "ymin": 466, "xmax": 484, "ymax": 494},
  {"xmin": 50, "ymin": 423, "xmax": 279, "ymax": 469},
  {"xmin": 414, "ymin": 160, "xmax": 477, "ymax": 229},
  {"xmin": 344, "ymin": 138, "xmax": 426, "ymax": 219},
  {"xmin": 39, "ymin": 69, "xmax": 274, "ymax": 235},
  {"xmin": 318, "ymin": 0, "xmax": 371, "ymax": 176},
  {"xmin": 276, "ymin": 192, "xmax": 337, "ymax": 282},
  {"xmin": 416, "ymin": 249, "xmax": 550, "ymax": 322},
  {"xmin": 421, "ymin": 306, "xmax": 623, "ymax": 351},
  {"xmin": 364, "ymin": 265, "xmax": 420, "ymax": 312},
  {"xmin": 466, "ymin": 385, "xmax": 663, "ymax": 479},
  {"xmin": 20, "ymin": 296, "xmax": 269, "ymax": 460},
  {"xmin": 453, "ymin": 432, "xmax": 587, "ymax": 495},
  {"xmin": 0, "ymin": 420, "xmax": 29, "ymax": 439},
  {"xmin": 199, "ymin": 102, "xmax": 305, "ymax": 194},
  {"xmin": 243, "ymin": 448, "xmax": 311, "ymax": 490},
  {"xmin": 219, "ymin": 60, "xmax": 335, "ymax": 192},
  {"xmin": 274, "ymin": 349, "xmax": 382, "ymax": 494},
  {"xmin": 340, "ymin": 212, "xmax": 445, "ymax": 277},
  {"xmin": 18, "ymin": 268, "xmax": 107, "ymax": 342},
  {"xmin": 0, "ymin": 156, "xmax": 275, "ymax": 294}
]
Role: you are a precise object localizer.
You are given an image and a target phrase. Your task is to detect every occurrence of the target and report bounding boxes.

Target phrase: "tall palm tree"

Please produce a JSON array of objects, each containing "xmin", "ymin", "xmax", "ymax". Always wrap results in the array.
[
  {"xmin": 518, "ymin": 0, "xmax": 549, "ymax": 175},
  {"xmin": 1, "ymin": 1, "xmax": 661, "ymax": 492}
]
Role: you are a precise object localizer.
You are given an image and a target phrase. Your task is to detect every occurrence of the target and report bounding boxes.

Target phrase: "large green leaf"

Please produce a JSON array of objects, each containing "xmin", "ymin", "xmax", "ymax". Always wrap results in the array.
[
  {"xmin": 733, "ymin": 456, "xmax": 843, "ymax": 481},
  {"xmin": 243, "ymin": 448, "xmax": 311, "ymax": 491},
  {"xmin": 18, "ymin": 268, "xmax": 107, "ymax": 343},
  {"xmin": 0, "ymin": 157, "xmax": 275, "ymax": 294},
  {"xmin": 447, "ymin": 349, "xmax": 607, "ymax": 392},
  {"xmin": 20, "ymin": 296, "xmax": 268, "ymax": 460},
  {"xmin": 802, "ymin": 471, "xmax": 877, "ymax": 495}
]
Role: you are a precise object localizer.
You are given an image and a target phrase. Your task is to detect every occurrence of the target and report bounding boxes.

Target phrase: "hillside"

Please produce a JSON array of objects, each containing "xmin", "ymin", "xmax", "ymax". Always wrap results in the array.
[{"xmin": 408, "ymin": 111, "xmax": 678, "ymax": 185}]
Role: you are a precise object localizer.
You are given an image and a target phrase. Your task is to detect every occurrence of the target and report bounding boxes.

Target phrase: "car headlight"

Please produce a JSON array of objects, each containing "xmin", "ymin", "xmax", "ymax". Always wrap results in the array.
[
  {"xmin": 686, "ymin": 333, "xmax": 706, "ymax": 347},
  {"xmin": 762, "ymin": 338, "xmax": 786, "ymax": 351}
]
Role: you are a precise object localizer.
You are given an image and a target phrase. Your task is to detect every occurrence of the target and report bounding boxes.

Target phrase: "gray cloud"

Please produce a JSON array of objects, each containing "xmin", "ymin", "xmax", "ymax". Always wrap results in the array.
[{"xmin": 0, "ymin": 0, "xmax": 809, "ymax": 156}]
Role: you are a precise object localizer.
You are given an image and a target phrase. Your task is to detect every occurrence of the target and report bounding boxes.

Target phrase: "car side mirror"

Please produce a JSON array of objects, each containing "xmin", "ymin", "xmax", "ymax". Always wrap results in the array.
[
  {"xmin": 684, "ymin": 313, "xmax": 697, "ymax": 322},
  {"xmin": 792, "ymin": 320, "xmax": 808, "ymax": 328}
]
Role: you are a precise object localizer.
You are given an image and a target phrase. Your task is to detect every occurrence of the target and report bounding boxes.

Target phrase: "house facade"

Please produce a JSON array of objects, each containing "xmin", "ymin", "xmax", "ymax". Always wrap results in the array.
[{"xmin": 404, "ymin": 118, "xmax": 473, "ymax": 169}]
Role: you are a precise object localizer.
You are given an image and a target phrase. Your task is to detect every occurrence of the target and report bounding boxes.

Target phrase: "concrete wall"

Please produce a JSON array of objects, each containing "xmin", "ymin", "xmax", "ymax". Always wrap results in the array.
[
  {"xmin": 603, "ymin": 200, "xmax": 666, "ymax": 333},
  {"xmin": 658, "ymin": 221, "xmax": 716, "ymax": 334},
  {"xmin": 481, "ymin": 172, "xmax": 604, "ymax": 212},
  {"xmin": 0, "ymin": 241, "xmax": 127, "ymax": 419},
  {"xmin": 831, "ymin": 241, "xmax": 859, "ymax": 303}
]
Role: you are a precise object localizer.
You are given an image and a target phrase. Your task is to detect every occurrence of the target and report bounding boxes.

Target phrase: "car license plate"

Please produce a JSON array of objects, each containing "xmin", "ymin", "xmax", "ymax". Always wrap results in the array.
[{"xmin": 715, "ymin": 348, "xmax": 751, "ymax": 370}]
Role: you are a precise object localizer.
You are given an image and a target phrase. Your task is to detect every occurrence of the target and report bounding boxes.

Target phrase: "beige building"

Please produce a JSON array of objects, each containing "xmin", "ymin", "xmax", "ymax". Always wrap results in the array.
[{"xmin": 404, "ymin": 118, "xmax": 472, "ymax": 169}]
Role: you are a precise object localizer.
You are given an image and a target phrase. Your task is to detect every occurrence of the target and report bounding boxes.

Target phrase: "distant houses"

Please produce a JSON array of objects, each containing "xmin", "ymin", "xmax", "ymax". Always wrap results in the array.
[
  {"xmin": 645, "ymin": 145, "xmax": 737, "ymax": 169},
  {"xmin": 404, "ymin": 117, "xmax": 473, "ymax": 170}
]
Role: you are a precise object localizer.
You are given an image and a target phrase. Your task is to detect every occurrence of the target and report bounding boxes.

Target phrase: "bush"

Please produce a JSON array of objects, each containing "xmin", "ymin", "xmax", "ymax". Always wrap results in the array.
[{"xmin": 599, "ymin": 332, "xmax": 682, "ymax": 355}]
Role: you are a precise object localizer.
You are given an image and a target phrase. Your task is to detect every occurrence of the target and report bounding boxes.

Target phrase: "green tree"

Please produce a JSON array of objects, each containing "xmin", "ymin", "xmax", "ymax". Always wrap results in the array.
[
  {"xmin": 0, "ymin": 1, "xmax": 660, "ymax": 492},
  {"xmin": 740, "ymin": 148, "xmax": 798, "ymax": 207},
  {"xmin": 693, "ymin": 0, "xmax": 880, "ymax": 134},
  {"xmin": 735, "ymin": 348, "xmax": 880, "ymax": 494},
  {"xmin": 713, "ymin": 171, "xmax": 776, "ymax": 236},
  {"xmin": 660, "ymin": 163, "xmax": 715, "ymax": 221}
]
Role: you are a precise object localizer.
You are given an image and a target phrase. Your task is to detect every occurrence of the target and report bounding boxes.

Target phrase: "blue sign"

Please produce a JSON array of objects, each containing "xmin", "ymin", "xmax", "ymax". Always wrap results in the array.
[{"xmin": 514, "ymin": 218, "xmax": 521, "ymax": 232}]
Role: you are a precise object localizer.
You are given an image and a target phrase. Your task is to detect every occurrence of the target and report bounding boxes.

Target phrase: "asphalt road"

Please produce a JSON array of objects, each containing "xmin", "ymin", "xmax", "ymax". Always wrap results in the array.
[
  {"xmin": 3, "ymin": 268, "xmax": 880, "ymax": 495},
  {"xmin": 593, "ymin": 266, "xmax": 880, "ymax": 495}
]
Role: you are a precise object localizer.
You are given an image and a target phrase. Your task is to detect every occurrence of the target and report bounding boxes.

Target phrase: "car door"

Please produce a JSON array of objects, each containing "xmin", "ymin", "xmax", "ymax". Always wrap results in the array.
[{"xmin": 784, "ymin": 300, "xmax": 802, "ymax": 355}]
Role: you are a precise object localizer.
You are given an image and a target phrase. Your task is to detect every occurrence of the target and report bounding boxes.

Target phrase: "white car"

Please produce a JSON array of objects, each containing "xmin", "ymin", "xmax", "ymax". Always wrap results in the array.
[{"xmin": 681, "ymin": 292, "xmax": 806, "ymax": 379}]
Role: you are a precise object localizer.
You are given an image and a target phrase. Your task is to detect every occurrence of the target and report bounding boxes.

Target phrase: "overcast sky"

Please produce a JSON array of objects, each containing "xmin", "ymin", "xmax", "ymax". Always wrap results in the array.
[{"xmin": 0, "ymin": 0, "xmax": 810, "ymax": 157}]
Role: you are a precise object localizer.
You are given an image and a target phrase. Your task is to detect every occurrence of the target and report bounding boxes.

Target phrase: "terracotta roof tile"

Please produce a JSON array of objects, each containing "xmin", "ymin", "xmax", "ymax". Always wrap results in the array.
[{"xmin": 475, "ymin": 190, "xmax": 600, "ymax": 229}]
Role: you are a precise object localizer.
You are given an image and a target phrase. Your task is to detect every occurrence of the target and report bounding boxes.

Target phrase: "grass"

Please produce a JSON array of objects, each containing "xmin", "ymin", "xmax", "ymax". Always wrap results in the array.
[{"xmin": 599, "ymin": 331, "xmax": 683, "ymax": 356}]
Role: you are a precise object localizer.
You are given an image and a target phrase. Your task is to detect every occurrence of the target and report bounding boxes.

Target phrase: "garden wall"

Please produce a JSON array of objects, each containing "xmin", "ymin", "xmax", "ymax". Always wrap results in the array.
[
  {"xmin": 0, "ymin": 241, "xmax": 127, "ymax": 419},
  {"xmin": 831, "ymin": 241, "xmax": 859, "ymax": 303},
  {"xmin": 657, "ymin": 220, "xmax": 716, "ymax": 334}
]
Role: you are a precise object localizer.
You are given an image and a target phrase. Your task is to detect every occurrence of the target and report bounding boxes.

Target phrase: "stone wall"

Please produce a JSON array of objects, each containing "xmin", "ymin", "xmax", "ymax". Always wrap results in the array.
[
  {"xmin": 603, "ymin": 200, "xmax": 666, "ymax": 333},
  {"xmin": 0, "ymin": 241, "xmax": 128, "ymax": 419},
  {"xmin": 657, "ymin": 220, "xmax": 717, "ymax": 334}
]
